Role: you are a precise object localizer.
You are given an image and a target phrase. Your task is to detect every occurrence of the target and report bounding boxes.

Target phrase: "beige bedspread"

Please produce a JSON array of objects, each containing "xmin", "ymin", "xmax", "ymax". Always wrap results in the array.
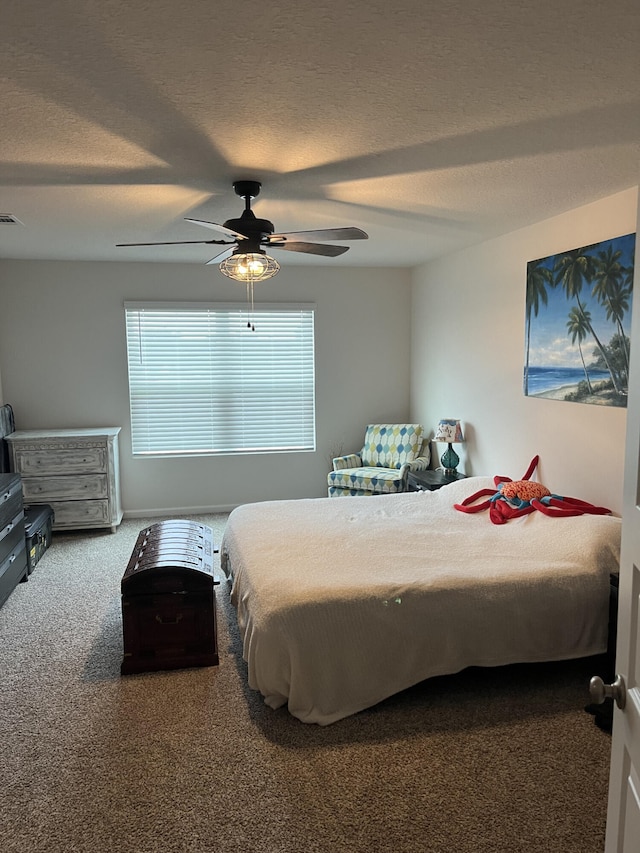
[{"xmin": 220, "ymin": 476, "xmax": 621, "ymax": 725}]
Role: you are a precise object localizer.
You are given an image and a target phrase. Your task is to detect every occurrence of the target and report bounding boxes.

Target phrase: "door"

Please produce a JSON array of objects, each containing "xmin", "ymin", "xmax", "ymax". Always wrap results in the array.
[{"xmin": 603, "ymin": 221, "xmax": 640, "ymax": 851}]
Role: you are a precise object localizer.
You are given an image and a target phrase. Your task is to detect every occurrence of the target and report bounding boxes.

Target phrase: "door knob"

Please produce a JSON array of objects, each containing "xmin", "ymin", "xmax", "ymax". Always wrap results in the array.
[{"xmin": 589, "ymin": 674, "xmax": 626, "ymax": 710}]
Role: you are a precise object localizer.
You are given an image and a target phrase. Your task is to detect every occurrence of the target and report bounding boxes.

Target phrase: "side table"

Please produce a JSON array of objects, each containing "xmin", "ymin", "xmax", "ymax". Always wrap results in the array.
[{"xmin": 407, "ymin": 469, "xmax": 466, "ymax": 492}]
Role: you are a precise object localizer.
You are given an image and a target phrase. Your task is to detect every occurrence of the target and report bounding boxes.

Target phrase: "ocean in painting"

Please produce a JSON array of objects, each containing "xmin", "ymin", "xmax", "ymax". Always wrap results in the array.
[{"xmin": 525, "ymin": 366, "xmax": 610, "ymax": 395}]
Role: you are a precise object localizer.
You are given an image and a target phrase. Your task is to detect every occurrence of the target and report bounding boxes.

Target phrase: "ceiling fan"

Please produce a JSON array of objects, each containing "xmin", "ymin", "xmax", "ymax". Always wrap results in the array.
[{"xmin": 116, "ymin": 180, "xmax": 368, "ymax": 281}]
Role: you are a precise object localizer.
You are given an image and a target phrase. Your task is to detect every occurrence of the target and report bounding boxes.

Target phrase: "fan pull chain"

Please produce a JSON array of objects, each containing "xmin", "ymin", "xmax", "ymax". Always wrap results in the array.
[{"xmin": 246, "ymin": 280, "xmax": 256, "ymax": 331}]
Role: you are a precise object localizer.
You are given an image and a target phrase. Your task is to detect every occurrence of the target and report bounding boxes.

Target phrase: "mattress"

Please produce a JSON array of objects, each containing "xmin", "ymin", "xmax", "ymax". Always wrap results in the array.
[{"xmin": 220, "ymin": 476, "xmax": 621, "ymax": 725}]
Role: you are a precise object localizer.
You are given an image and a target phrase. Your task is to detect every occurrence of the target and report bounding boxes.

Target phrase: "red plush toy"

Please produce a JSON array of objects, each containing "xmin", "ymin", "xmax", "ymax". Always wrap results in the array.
[{"xmin": 453, "ymin": 456, "xmax": 611, "ymax": 525}]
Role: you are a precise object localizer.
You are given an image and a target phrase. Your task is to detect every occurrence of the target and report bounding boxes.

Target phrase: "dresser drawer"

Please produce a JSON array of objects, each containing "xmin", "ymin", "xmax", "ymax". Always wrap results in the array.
[
  {"xmin": 0, "ymin": 537, "xmax": 28, "ymax": 610},
  {"xmin": 47, "ymin": 499, "xmax": 111, "ymax": 528},
  {"xmin": 0, "ymin": 512, "xmax": 25, "ymax": 559},
  {"xmin": 0, "ymin": 539, "xmax": 27, "ymax": 588},
  {"xmin": 21, "ymin": 474, "xmax": 108, "ymax": 502},
  {"xmin": 0, "ymin": 475, "xmax": 23, "ymax": 530},
  {"xmin": 12, "ymin": 446, "xmax": 107, "ymax": 476}
]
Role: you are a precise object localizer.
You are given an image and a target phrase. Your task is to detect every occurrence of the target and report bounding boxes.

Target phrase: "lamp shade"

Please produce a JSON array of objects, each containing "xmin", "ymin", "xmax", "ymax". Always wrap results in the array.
[{"xmin": 433, "ymin": 419, "xmax": 464, "ymax": 444}]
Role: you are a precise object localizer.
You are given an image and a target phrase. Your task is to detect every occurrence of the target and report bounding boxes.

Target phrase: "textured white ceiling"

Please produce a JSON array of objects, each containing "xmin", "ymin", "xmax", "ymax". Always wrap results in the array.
[{"xmin": 1, "ymin": 0, "xmax": 639, "ymax": 268}]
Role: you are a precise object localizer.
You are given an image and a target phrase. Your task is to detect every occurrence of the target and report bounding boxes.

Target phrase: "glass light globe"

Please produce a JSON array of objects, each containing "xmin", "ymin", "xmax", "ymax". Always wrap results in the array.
[{"xmin": 219, "ymin": 252, "xmax": 280, "ymax": 282}]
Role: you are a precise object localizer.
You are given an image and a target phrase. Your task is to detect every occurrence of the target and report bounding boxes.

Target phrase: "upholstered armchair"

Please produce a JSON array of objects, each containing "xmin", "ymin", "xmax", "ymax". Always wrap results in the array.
[{"xmin": 327, "ymin": 424, "xmax": 431, "ymax": 497}]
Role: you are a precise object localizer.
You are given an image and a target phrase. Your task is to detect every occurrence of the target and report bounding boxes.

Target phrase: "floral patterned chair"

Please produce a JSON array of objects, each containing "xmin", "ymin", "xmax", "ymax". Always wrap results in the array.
[{"xmin": 327, "ymin": 424, "xmax": 431, "ymax": 497}]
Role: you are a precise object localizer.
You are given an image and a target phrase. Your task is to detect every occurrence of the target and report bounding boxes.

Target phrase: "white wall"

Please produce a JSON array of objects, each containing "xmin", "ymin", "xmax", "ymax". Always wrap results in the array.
[
  {"xmin": 411, "ymin": 187, "xmax": 638, "ymax": 516},
  {"xmin": 3, "ymin": 187, "xmax": 636, "ymax": 516},
  {"xmin": 0, "ymin": 261, "xmax": 412, "ymax": 513}
]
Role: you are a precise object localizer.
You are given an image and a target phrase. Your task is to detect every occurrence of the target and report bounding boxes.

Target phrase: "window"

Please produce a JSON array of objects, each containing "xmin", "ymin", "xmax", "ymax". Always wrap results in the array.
[{"xmin": 124, "ymin": 302, "xmax": 316, "ymax": 456}]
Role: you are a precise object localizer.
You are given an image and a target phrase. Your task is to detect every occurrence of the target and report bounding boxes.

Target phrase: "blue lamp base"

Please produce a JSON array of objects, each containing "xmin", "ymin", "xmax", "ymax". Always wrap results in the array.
[{"xmin": 440, "ymin": 443, "xmax": 460, "ymax": 477}]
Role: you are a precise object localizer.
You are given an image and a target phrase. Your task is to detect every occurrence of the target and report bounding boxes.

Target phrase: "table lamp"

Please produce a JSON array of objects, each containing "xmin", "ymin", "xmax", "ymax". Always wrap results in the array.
[{"xmin": 433, "ymin": 419, "xmax": 464, "ymax": 477}]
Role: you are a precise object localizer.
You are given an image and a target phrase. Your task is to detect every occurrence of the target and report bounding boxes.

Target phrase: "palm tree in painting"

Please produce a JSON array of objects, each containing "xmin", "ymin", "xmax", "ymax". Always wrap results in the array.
[
  {"xmin": 592, "ymin": 245, "xmax": 631, "ymax": 377},
  {"xmin": 554, "ymin": 247, "xmax": 622, "ymax": 393},
  {"xmin": 620, "ymin": 247, "xmax": 635, "ymax": 367},
  {"xmin": 524, "ymin": 259, "xmax": 553, "ymax": 394},
  {"xmin": 622, "ymin": 249, "xmax": 635, "ymax": 291},
  {"xmin": 603, "ymin": 281, "xmax": 631, "ymax": 378},
  {"xmin": 566, "ymin": 306, "xmax": 594, "ymax": 393}
]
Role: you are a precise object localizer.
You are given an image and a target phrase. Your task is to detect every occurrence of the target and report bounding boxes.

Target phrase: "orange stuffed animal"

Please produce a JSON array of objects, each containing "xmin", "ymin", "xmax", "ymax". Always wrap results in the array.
[{"xmin": 454, "ymin": 456, "xmax": 610, "ymax": 525}]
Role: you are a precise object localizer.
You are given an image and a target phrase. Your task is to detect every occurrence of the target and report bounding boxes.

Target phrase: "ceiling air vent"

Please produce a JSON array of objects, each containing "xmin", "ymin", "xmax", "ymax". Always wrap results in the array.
[{"xmin": 0, "ymin": 214, "xmax": 24, "ymax": 225}]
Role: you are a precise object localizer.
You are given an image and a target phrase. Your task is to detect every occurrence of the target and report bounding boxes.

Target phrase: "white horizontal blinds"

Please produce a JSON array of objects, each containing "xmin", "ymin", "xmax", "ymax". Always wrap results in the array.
[{"xmin": 124, "ymin": 304, "xmax": 316, "ymax": 455}]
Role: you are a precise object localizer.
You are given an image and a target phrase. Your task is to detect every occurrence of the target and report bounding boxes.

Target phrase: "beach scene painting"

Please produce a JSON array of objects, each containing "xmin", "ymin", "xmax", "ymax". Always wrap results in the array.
[{"xmin": 524, "ymin": 232, "xmax": 635, "ymax": 407}]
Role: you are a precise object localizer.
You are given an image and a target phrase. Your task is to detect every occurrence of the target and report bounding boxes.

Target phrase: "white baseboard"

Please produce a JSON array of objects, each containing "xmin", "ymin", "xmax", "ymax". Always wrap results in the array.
[{"xmin": 122, "ymin": 504, "xmax": 237, "ymax": 519}]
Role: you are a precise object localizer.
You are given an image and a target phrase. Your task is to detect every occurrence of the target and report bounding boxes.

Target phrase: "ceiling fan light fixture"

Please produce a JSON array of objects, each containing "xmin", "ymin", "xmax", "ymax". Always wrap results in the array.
[{"xmin": 219, "ymin": 251, "xmax": 280, "ymax": 282}]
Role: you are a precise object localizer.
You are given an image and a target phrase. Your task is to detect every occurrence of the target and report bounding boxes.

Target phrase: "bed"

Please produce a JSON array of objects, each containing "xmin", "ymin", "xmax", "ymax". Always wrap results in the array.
[{"xmin": 220, "ymin": 476, "xmax": 621, "ymax": 725}]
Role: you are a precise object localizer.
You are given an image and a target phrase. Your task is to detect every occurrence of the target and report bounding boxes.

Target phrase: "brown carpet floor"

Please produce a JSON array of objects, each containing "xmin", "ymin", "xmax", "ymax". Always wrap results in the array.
[{"xmin": 0, "ymin": 515, "xmax": 611, "ymax": 853}]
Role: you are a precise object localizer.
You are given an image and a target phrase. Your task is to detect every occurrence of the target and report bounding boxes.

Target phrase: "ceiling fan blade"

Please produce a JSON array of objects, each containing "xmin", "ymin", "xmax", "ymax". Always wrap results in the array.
[
  {"xmin": 116, "ymin": 239, "xmax": 231, "ymax": 247},
  {"xmin": 205, "ymin": 247, "xmax": 235, "ymax": 265},
  {"xmin": 184, "ymin": 217, "xmax": 248, "ymax": 240},
  {"xmin": 270, "ymin": 241, "xmax": 350, "ymax": 257},
  {"xmin": 269, "ymin": 227, "xmax": 368, "ymax": 243}
]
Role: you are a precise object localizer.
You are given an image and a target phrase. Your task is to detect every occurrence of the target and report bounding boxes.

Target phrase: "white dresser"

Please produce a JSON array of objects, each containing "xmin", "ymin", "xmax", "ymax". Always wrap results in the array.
[{"xmin": 7, "ymin": 428, "xmax": 123, "ymax": 533}]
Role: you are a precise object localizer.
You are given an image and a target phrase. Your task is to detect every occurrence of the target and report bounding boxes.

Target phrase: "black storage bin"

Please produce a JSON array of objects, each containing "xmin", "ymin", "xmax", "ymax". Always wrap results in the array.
[{"xmin": 24, "ymin": 504, "xmax": 54, "ymax": 573}]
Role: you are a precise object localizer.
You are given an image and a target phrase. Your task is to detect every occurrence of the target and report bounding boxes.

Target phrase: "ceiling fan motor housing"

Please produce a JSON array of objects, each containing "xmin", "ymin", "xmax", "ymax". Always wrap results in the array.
[{"xmin": 224, "ymin": 208, "xmax": 275, "ymax": 252}]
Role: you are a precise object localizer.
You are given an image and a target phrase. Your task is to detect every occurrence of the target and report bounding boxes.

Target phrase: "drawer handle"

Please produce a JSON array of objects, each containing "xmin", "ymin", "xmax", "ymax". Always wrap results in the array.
[
  {"xmin": 2, "ymin": 491, "xmax": 10, "ymax": 502},
  {"xmin": 155, "ymin": 613, "xmax": 183, "ymax": 625},
  {"xmin": 5, "ymin": 522, "xmax": 14, "ymax": 534}
]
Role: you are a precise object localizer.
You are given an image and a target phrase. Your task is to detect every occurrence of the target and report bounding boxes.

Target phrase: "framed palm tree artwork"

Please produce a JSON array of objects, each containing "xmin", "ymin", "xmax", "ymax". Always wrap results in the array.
[{"xmin": 524, "ymin": 232, "xmax": 635, "ymax": 407}]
